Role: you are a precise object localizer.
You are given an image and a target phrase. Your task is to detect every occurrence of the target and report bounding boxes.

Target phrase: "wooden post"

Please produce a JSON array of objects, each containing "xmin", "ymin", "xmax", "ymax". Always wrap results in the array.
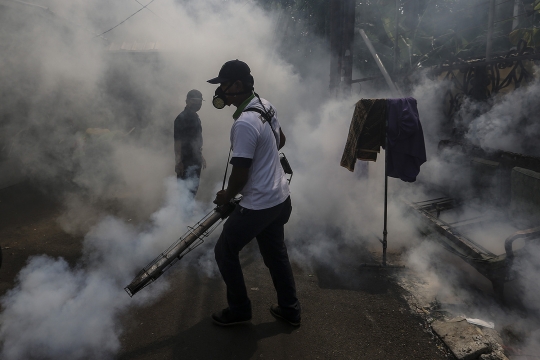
[
  {"xmin": 486, "ymin": 0, "xmax": 496, "ymax": 61},
  {"xmin": 329, "ymin": 0, "xmax": 355, "ymax": 95},
  {"xmin": 329, "ymin": 0, "xmax": 344, "ymax": 95},
  {"xmin": 342, "ymin": 0, "xmax": 355, "ymax": 95}
]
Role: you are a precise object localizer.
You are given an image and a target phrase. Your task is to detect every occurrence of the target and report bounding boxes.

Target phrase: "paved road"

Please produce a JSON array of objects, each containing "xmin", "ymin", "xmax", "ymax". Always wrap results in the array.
[
  {"xmin": 118, "ymin": 253, "xmax": 451, "ymax": 360},
  {"xmin": 0, "ymin": 183, "xmax": 453, "ymax": 360}
]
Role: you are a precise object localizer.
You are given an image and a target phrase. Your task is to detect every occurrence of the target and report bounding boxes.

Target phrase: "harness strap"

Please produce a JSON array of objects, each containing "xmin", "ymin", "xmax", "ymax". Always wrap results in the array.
[
  {"xmin": 242, "ymin": 104, "xmax": 293, "ymax": 180},
  {"xmin": 243, "ymin": 106, "xmax": 279, "ymax": 147}
]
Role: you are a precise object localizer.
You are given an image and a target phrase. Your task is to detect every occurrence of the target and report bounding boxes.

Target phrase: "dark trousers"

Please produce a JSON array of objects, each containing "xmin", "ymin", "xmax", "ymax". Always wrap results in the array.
[
  {"xmin": 214, "ymin": 196, "xmax": 300, "ymax": 318},
  {"xmin": 176, "ymin": 163, "xmax": 202, "ymax": 197}
]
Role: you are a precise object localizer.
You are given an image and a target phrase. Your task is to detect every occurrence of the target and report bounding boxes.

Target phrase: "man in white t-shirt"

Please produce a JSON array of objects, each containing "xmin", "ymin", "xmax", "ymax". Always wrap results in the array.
[{"xmin": 207, "ymin": 60, "xmax": 301, "ymax": 326}]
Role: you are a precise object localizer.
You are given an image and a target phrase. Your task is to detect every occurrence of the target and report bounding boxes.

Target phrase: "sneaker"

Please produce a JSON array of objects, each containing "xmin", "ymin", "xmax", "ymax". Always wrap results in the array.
[
  {"xmin": 270, "ymin": 305, "xmax": 301, "ymax": 326},
  {"xmin": 212, "ymin": 308, "xmax": 251, "ymax": 326}
]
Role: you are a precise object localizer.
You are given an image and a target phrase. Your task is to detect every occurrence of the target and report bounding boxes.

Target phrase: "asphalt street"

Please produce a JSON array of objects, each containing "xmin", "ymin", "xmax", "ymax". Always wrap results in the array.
[
  {"xmin": 0, "ymin": 183, "xmax": 453, "ymax": 359},
  {"xmin": 118, "ymin": 252, "xmax": 452, "ymax": 360}
]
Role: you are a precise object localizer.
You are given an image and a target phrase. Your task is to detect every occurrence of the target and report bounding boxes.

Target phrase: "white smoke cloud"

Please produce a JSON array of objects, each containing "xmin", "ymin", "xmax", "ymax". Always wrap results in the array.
[
  {"xmin": 0, "ymin": 1, "xmax": 345, "ymax": 358},
  {"xmin": 2, "ymin": 0, "xmax": 540, "ymax": 358},
  {"xmin": 463, "ymin": 68, "xmax": 540, "ymax": 156},
  {"xmin": 382, "ymin": 71, "xmax": 540, "ymax": 356},
  {"xmin": 0, "ymin": 0, "xmax": 433, "ymax": 354},
  {"xmin": 0, "ymin": 178, "xmax": 200, "ymax": 359}
]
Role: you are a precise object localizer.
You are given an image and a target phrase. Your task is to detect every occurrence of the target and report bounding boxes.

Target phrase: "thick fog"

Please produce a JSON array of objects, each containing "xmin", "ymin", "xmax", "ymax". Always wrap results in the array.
[
  {"xmin": 0, "ymin": 0, "xmax": 539, "ymax": 358},
  {"xmin": 464, "ymin": 77, "xmax": 540, "ymax": 156}
]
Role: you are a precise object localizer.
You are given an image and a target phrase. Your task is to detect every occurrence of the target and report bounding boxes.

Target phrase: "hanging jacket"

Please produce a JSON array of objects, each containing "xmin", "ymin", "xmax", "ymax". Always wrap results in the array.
[
  {"xmin": 340, "ymin": 99, "xmax": 386, "ymax": 171},
  {"xmin": 340, "ymin": 97, "xmax": 426, "ymax": 182},
  {"xmin": 384, "ymin": 98, "xmax": 426, "ymax": 182}
]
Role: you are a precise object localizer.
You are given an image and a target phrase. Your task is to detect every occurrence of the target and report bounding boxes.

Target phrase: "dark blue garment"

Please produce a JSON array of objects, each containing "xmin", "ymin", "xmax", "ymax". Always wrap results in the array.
[
  {"xmin": 384, "ymin": 98, "xmax": 426, "ymax": 182},
  {"xmin": 214, "ymin": 197, "xmax": 300, "ymax": 319}
]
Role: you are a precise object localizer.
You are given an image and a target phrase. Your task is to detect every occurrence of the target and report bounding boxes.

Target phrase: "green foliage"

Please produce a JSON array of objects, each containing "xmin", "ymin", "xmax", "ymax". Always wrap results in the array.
[
  {"xmin": 510, "ymin": 28, "xmax": 540, "ymax": 47},
  {"xmin": 509, "ymin": 0, "xmax": 540, "ymax": 48},
  {"xmin": 256, "ymin": 0, "xmax": 538, "ymax": 77}
]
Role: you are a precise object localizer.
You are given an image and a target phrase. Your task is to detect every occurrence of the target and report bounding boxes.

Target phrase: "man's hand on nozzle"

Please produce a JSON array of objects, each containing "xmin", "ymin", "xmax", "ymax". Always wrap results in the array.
[{"xmin": 213, "ymin": 190, "xmax": 228, "ymax": 206}]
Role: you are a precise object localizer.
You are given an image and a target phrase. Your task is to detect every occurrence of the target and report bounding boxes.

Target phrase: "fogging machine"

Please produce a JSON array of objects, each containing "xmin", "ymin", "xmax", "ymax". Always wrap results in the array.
[{"xmin": 124, "ymin": 199, "xmax": 239, "ymax": 297}]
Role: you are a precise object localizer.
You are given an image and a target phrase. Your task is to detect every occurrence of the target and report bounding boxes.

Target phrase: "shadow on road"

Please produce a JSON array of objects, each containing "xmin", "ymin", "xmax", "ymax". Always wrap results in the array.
[
  {"xmin": 315, "ymin": 263, "xmax": 391, "ymax": 294},
  {"xmin": 118, "ymin": 319, "xmax": 294, "ymax": 360},
  {"xmin": 312, "ymin": 241, "xmax": 391, "ymax": 294}
]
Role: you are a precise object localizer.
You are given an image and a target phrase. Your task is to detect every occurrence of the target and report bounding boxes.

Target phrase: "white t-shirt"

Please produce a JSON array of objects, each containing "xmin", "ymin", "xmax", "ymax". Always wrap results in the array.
[{"xmin": 231, "ymin": 97, "xmax": 290, "ymax": 210}]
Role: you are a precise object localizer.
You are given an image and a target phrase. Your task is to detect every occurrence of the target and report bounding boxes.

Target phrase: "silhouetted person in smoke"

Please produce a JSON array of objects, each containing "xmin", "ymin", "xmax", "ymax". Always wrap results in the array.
[
  {"xmin": 208, "ymin": 60, "xmax": 301, "ymax": 326},
  {"xmin": 174, "ymin": 89, "xmax": 206, "ymax": 197}
]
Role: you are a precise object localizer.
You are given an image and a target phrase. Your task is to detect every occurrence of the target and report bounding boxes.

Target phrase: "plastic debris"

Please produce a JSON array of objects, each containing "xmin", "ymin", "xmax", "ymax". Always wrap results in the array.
[{"xmin": 466, "ymin": 318, "xmax": 495, "ymax": 329}]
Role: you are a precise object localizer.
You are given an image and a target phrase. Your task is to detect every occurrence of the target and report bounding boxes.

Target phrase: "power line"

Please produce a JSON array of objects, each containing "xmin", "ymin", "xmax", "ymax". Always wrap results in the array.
[
  {"xmin": 134, "ymin": 0, "xmax": 161, "ymax": 19},
  {"xmin": 240, "ymin": 0, "xmax": 253, "ymax": 8},
  {"xmin": 7, "ymin": 0, "xmax": 108, "ymax": 40},
  {"xmin": 95, "ymin": 0, "xmax": 156, "ymax": 38},
  {"xmin": 133, "ymin": 0, "xmax": 180, "ymax": 32}
]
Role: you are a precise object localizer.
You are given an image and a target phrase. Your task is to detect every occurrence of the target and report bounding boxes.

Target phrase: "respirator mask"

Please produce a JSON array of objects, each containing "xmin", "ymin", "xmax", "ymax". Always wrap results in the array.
[
  {"xmin": 212, "ymin": 84, "xmax": 230, "ymax": 110},
  {"xmin": 212, "ymin": 81, "xmax": 252, "ymax": 109}
]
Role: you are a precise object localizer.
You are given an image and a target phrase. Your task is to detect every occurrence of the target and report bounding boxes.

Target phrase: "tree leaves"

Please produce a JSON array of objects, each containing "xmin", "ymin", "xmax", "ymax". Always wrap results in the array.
[
  {"xmin": 509, "ymin": 28, "xmax": 540, "ymax": 47},
  {"xmin": 256, "ymin": 0, "xmax": 537, "ymax": 76}
]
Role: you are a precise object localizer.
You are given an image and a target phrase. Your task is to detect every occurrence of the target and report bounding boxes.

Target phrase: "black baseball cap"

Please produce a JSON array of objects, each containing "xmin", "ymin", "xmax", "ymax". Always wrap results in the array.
[
  {"xmin": 207, "ymin": 60, "xmax": 254, "ymax": 85},
  {"xmin": 186, "ymin": 89, "xmax": 204, "ymax": 100}
]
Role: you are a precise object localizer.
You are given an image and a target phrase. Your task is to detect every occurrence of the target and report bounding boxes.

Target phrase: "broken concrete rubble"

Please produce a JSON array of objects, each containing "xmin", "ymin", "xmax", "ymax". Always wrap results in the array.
[
  {"xmin": 479, "ymin": 328, "xmax": 509, "ymax": 360},
  {"xmin": 432, "ymin": 319, "xmax": 490, "ymax": 359},
  {"xmin": 431, "ymin": 318, "xmax": 509, "ymax": 360}
]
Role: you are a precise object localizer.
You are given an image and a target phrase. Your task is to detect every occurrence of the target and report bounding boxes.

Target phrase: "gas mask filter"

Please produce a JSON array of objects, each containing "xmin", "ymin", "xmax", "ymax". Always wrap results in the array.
[
  {"xmin": 212, "ymin": 87, "xmax": 226, "ymax": 110},
  {"xmin": 212, "ymin": 86, "xmax": 228, "ymax": 109},
  {"xmin": 212, "ymin": 82, "xmax": 252, "ymax": 110}
]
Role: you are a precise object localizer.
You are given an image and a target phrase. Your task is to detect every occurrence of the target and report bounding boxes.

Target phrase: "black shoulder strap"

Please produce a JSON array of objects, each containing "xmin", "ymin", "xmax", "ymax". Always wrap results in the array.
[
  {"xmin": 243, "ymin": 106, "xmax": 278, "ymax": 147},
  {"xmin": 243, "ymin": 107, "xmax": 274, "ymax": 123}
]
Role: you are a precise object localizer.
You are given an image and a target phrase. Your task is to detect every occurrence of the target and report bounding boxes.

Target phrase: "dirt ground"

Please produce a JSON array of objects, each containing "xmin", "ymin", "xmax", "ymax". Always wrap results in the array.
[
  {"xmin": 0, "ymin": 182, "xmax": 455, "ymax": 359},
  {"xmin": 0, "ymin": 182, "xmax": 84, "ymax": 297}
]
